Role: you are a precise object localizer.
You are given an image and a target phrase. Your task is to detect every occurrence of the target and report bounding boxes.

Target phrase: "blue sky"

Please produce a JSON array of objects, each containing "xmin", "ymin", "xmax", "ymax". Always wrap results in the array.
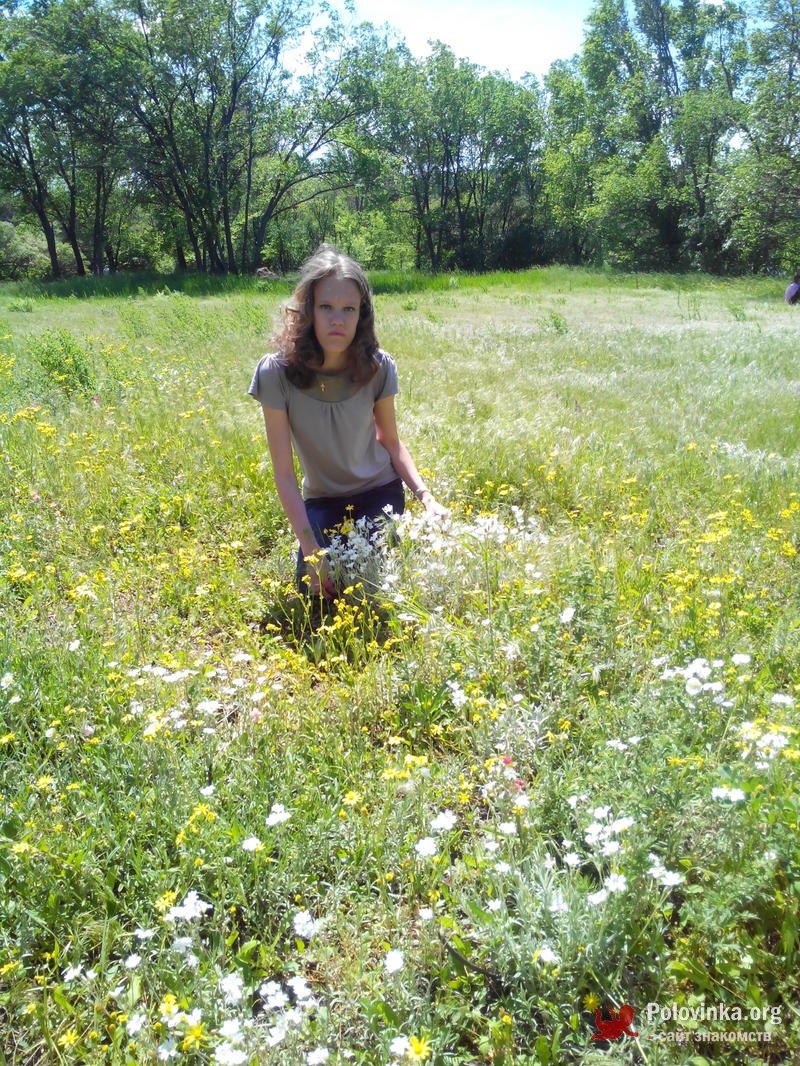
[{"xmin": 351, "ymin": 0, "xmax": 595, "ymax": 81}]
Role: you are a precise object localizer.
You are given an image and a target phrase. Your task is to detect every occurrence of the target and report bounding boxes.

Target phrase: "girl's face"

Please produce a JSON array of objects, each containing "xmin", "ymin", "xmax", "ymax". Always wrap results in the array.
[{"xmin": 312, "ymin": 275, "xmax": 361, "ymax": 362}]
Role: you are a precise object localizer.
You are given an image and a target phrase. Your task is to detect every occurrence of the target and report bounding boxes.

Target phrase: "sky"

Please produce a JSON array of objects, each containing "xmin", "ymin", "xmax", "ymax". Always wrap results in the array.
[{"xmin": 350, "ymin": 0, "xmax": 595, "ymax": 82}]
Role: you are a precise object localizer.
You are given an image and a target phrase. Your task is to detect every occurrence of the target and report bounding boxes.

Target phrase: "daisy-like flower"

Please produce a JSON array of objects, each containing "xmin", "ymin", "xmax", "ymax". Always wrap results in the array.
[
  {"xmin": 587, "ymin": 888, "xmax": 609, "ymax": 906},
  {"xmin": 486, "ymin": 899, "xmax": 502, "ymax": 913},
  {"xmin": 445, "ymin": 680, "xmax": 468, "ymax": 708},
  {"xmin": 610, "ymin": 816, "xmax": 634, "ymax": 834},
  {"xmin": 164, "ymin": 890, "xmax": 212, "ymax": 923},
  {"xmin": 266, "ymin": 803, "xmax": 291, "ymax": 826},
  {"xmin": 287, "ymin": 975, "xmax": 314, "ymax": 1001},
  {"xmin": 563, "ymin": 851, "xmax": 581, "ymax": 868},
  {"xmin": 418, "ymin": 907, "xmax": 434, "ymax": 921},
  {"xmin": 536, "ymin": 946, "xmax": 559, "ymax": 964},
  {"xmin": 559, "ymin": 606, "xmax": 575, "ymax": 624},
  {"xmin": 604, "ymin": 873, "xmax": 627, "ymax": 893},
  {"xmin": 214, "ymin": 1046, "xmax": 246, "ymax": 1066},
  {"xmin": 127, "ymin": 1013, "xmax": 147, "ymax": 1035},
  {"xmin": 259, "ymin": 981, "xmax": 289, "ymax": 1010},
  {"xmin": 135, "ymin": 927, "xmax": 156, "ymax": 941},
  {"xmin": 497, "ymin": 822, "xmax": 517, "ymax": 836},
  {"xmin": 659, "ymin": 870, "xmax": 684, "ymax": 887},
  {"xmin": 219, "ymin": 1019, "xmax": 243, "ymax": 1040},
  {"xmin": 430, "ymin": 810, "xmax": 457, "ymax": 833},
  {"xmin": 196, "ymin": 699, "xmax": 221, "ymax": 715},
  {"xmin": 125, "ymin": 953, "xmax": 142, "ymax": 970},
  {"xmin": 219, "ymin": 972, "xmax": 244, "ymax": 1004},
  {"xmin": 390, "ymin": 1036, "xmax": 411, "ymax": 1058},
  {"xmin": 384, "ymin": 950, "xmax": 405, "ymax": 974},
  {"xmin": 199, "ymin": 784, "xmax": 215, "ymax": 797},
  {"xmin": 711, "ymin": 786, "xmax": 745, "ymax": 802},
  {"xmin": 414, "ymin": 837, "xmax": 437, "ymax": 858},
  {"xmin": 685, "ymin": 677, "xmax": 703, "ymax": 697},
  {"xmin": 293, "ymin": 911, "xmax": 320, "ymax": 939},
  {"xmin": 241, "ymin": 837, "xmax": 262, "ymax": 852},
  {"xmin": 307, "ymin": 1049, "xmax": 329, "ymax": 1064}
]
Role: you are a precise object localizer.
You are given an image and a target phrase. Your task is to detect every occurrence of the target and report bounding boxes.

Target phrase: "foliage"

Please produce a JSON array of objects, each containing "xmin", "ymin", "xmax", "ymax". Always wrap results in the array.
[{"xmin": 0, "ymin": 0, "xmax": 799, "ymax": 278}]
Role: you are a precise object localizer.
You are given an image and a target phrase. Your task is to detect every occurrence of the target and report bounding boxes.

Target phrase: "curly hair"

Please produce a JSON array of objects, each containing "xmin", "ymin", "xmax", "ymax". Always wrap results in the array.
[{"xmin": 273, "ymin": 244, "xmax": 380, "ymax": 389}]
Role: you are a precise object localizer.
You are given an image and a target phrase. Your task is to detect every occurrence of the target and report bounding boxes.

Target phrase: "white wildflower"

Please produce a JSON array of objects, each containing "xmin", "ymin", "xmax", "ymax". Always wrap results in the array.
[
  {"xmin": 260, "ymin": 981, "xmax": 289, "ymax": 1010},
  {"xmin": 414, "ymin": 837, "xmax": 437, "ymax": 858},
  {"xmin": 219, "ymin": 972, "xmax": 244, "ymax": 1004},
  {"xmin": 431, "ymin": 810, "xmax": 457, "ymax": 833},
  {"xmin": 293, "ymin": 911, "xmax": 320, "ymax": 940},
  {"xmin": 384, "ymin": 950, "xmax": 405, "ymax": 974},
  {"xmin": 127, "ymin": 1013, "xmax": 146, "ymax": 1035},
  {"xmin": 266, "ymin": 803, "xmax": 292, "ymax": 826}
]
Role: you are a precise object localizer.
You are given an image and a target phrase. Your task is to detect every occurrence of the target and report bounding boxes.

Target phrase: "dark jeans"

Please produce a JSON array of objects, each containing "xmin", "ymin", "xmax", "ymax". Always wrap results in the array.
[{"xmin": 296, "ymin": 477, "xmax": 405, "ymax": 589}]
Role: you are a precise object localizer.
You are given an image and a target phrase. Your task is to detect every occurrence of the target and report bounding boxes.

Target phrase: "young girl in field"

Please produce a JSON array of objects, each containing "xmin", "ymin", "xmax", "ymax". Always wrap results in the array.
[{"xmin": 249, "ymin": 245, "xmax": 446, "ymax": 596}]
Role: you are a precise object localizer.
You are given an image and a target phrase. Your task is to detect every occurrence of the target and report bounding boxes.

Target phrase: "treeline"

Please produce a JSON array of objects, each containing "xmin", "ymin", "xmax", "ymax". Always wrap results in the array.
[{"xmin": 0, "ymin": 0, "xmax": 798, "ymax": 279}]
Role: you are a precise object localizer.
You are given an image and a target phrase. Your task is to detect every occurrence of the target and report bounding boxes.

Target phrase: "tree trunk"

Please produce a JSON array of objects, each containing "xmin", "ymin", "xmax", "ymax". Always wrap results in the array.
[
  {"xmin": 175, "ymin": 237, "xmax": 188, "ymax": 272},
  {"xmin": 41, "ymin": 211, "xmax": 61, "ymax": 279},
  {"xmin": 91, "ymin": 167, "xmax": 105, "ymax": 275}
]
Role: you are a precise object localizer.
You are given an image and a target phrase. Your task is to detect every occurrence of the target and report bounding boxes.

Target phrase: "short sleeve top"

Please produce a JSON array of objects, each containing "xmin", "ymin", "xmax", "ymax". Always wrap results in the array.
[{"xmin": 249, "ymin": 350, "xmax": 399, "ymax": 499}]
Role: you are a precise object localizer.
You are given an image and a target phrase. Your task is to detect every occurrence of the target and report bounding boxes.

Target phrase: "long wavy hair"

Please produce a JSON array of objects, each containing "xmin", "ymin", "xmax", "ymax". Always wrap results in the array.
[{"xmin": 273, "ymin": 245, "xmax": 380, "ymax": 389}]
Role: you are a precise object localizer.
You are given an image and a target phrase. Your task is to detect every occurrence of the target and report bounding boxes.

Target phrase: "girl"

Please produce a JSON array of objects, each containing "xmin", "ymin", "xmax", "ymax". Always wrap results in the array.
[{"xmin": 249, "ymin": 245, "xmax": 446, "ymax": 596}]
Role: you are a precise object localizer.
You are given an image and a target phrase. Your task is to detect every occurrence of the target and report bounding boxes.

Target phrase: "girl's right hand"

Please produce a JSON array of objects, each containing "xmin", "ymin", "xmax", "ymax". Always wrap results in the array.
[{"xmin": 304, "ymin": 549, "xmax": 336, "ymax": 598}]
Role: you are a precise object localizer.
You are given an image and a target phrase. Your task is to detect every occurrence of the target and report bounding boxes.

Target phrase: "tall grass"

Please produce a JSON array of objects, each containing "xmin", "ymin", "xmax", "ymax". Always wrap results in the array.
[{"xmin": 0, "ymin": 268, "xmax": 798, "ymax": 1064}]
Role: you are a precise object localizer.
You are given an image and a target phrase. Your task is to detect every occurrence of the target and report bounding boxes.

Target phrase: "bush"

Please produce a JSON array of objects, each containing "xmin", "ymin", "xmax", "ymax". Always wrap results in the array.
[
  {"xmin": 0, "ymin": 221, "xmax": 52, "ymax": 281},
  {"xmin": 25, "ymin": 330, "xmax": 97, "ymax": 398}
]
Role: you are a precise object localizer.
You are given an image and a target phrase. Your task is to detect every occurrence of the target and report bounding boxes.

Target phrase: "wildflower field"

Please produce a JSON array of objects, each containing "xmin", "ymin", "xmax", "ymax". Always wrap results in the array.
[{"xmin": 1, "ymin": 267, "xmax": 799, "ymax": 1065}]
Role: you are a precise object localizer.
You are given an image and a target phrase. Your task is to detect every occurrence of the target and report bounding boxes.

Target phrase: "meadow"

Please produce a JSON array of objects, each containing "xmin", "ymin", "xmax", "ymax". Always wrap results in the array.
[{"xmin": 0, "ymin": 266, "xmax": 798, "ymax": 1065}]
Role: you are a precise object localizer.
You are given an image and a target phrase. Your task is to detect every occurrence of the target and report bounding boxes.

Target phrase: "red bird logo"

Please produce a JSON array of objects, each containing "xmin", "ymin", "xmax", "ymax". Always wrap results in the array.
[{"xmin": 591, "ymin": 1004, "xmax": 638, "ymax": 1041}]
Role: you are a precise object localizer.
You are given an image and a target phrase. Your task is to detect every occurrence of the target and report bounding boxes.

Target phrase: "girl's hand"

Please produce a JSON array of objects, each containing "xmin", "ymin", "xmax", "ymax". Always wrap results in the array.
[
  {"xmin": 304, "ymin": 549, "xmax": 336, "ymax": 598},
  {"xmin": 420, "ymin": 491, "xmax": 449, "ymax": 518}
]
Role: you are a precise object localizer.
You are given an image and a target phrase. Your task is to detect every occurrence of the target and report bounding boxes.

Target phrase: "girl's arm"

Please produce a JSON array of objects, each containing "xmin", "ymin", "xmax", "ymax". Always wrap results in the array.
[
  {"xmin": 261, "ymin": 406, "xmax": 335, "ymax": 595},
  {"xmin": 373, "ymin": 396, "xmax": 448, "ymax": 516}
]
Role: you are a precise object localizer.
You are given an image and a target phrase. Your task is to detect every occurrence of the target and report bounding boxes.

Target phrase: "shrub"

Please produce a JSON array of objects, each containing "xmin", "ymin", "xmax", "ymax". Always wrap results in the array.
[{"xmin": 26, "ymin": 330, "xmax": 96, "ymax": 398}]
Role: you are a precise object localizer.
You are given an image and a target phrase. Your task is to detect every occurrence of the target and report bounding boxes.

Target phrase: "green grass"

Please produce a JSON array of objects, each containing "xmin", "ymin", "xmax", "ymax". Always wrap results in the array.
[{"xmin": 0, "ymin": 267, "xmax": 799, "ymax": 1064}]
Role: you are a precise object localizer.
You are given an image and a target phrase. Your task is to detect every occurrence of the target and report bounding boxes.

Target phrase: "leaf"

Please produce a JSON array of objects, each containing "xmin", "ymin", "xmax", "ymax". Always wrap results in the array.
[
  {"xmin": 235, "ymin": 938, "xmax": 260, "ymax": 963},
  {"xmin": 51, "ymin": 987, "xmax": 75, "ymax": 1014},
  {"xmin": 534, "ymin": 1034, "xmax": 551, "ymax": 1064}
]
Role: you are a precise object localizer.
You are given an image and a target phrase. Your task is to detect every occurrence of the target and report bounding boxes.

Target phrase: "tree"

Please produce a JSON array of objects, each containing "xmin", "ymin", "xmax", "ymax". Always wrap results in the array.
[
  {"xmin": 0, "ymin": 12, "xmax": 63, "ymax": 276},
  {"xmin": 374, "ymin": 45, "xmax": 543, "ymax": 271},
  {"xmin": 576, "ymin": 0, "xmax": 748, "ymax": 269},
  {"xmin": 727, "ymin": 0, "xmax": 800, "ymax": 270}
]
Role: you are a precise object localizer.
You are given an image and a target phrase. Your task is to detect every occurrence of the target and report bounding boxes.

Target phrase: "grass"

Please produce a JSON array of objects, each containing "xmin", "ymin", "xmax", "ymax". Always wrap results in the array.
[{"xmin": 0, "ymin": 267, "xmax": 799, "ymax": 1064}]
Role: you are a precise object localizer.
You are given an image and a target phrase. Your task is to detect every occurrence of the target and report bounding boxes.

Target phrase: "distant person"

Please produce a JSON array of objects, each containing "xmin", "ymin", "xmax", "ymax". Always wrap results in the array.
[
  {"xmin": 785, "ymin": 272, "xmax": 800, "ymax": 304},
  {"xmin": 249, "ymin": 244, "xmax": 447, "ymax": 596}
]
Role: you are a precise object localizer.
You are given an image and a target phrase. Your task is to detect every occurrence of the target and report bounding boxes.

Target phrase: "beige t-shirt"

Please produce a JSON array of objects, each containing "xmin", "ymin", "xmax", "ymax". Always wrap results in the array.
[{"xmin": 249, "ymin": 350, "xmax": 399, "ymax": 499}]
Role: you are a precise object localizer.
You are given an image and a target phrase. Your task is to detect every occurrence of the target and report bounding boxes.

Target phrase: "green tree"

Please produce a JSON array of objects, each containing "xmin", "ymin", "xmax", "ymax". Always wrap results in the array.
[
  {"xmin": 0, "ymin": 12, "xmax": 63, "ymax": 276},
  {"xmin": 375, "ymin": 44, "xmax": 542, "ymax": 271},
  {"xmin": 727, "ymin": 0, "xmax": 800, "ymax": 270}
]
